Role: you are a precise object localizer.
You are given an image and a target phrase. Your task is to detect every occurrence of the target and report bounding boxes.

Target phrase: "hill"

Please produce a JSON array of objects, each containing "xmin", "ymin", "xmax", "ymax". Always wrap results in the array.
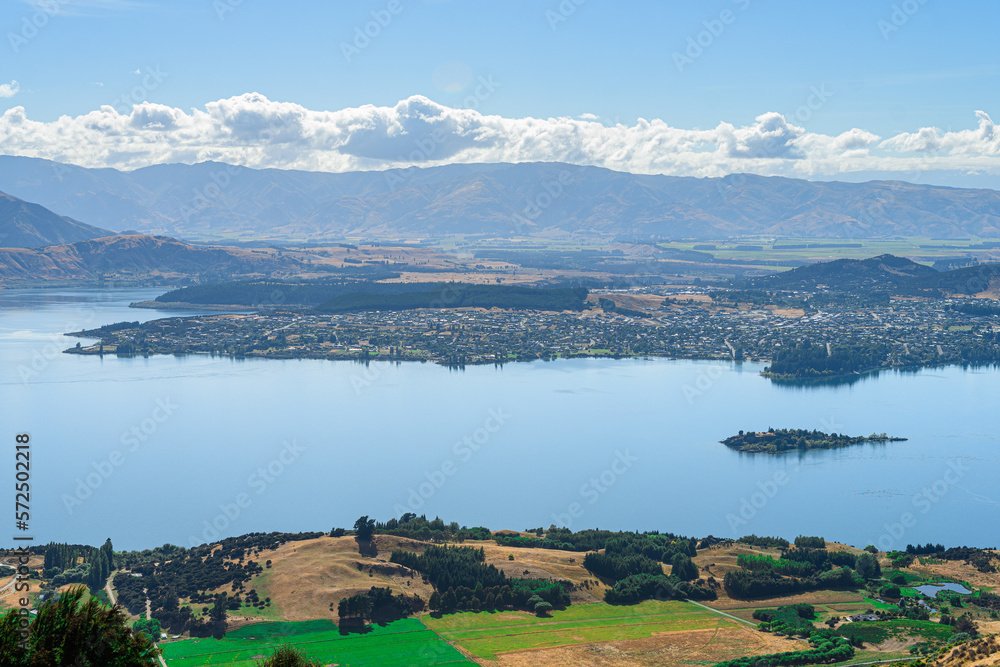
[
  {"xmin": 750, "ymin": 254, "xmax": 1000, "ymax": 295},
  {"xmin": 2, "ymin": 156, "xmax": 1000, "ymax": 240},
  {"xmin": 0, "ymin": 234, "xmax": 303, "ymax": 283},
  {"xmin": 0, "ymin": 191, "xmax": 114, "ymax": 247},
  {"xmin": 750, "ymin": 254, "xmax": 939, "ymax": 291}
]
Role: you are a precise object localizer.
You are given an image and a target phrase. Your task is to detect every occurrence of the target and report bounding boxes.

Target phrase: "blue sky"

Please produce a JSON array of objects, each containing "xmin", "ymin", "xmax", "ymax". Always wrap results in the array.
[{"xmin": 1, "ymin": 0, "xmax": 998, "ymax": 182}]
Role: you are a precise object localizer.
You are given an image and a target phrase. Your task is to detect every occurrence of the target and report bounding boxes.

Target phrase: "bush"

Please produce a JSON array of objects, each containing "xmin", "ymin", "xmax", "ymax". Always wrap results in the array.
[{"xmin": 255, "ymin": 646, "xmax": 323, "ymax": 667}]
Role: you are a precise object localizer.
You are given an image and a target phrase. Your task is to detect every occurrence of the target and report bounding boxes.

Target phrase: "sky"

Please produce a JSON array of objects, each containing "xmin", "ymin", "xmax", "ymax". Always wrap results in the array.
[{"xmin": 1, "ymin": 0, "xmax": 999, "ymax": 185}]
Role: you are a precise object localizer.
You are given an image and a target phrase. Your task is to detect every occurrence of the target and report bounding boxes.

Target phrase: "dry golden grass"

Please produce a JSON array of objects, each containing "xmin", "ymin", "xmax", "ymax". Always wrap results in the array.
[
  {"xmin": 907, "ymin": 552, "xmax": 1000, "ymax": 590},
  {"xmin": 597, "ymin": 294, "xmax": 668, "ymax": 311},
  {"xmin": 234, "ymin": 535, "xmax": 436, "ymax": 622},
  {"xmin": 0, "ymin": 554, "xmax": 43, "ymax": 609},
  {"xmin": 932, "ymin": 634, "xmax": 1000, "ymax": 667},
  {"xmin": 692, "ymin": 543, "xmax": 778, "ymax": 578},
  {"xmin": 494, "ymin": 624, "xmax": 805, "ymax": 667},
  {"xmin": 763, "ymin": 305, "xmax": 806, "ymax": 318},
  {"xmin": 708, "ymin": 589, "xmax": 865, "ymax": 611},
  {"xmin": 475, "ymin": 540, "xmax": 605, "ymax": 604},
  {"xmin": 665, "ymin": 294, "xmax": 713, "ymax": 304}
]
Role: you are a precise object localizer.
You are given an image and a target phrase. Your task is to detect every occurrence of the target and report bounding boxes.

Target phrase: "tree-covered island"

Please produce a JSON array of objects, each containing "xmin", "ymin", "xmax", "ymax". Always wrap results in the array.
[{"xmin": 721, "ymin": 428, "xmax": 907, "ymax": 453}]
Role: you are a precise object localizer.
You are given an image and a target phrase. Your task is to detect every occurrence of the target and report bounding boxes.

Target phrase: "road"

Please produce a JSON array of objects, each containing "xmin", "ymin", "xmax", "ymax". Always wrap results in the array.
[
  {"xmin": 0, "ymin": 574, "xmax": 16, "ymax": 598},
  {"xmin": 683, "ymin": 598, "xmax": 757, "ymax": 626},
  {"xmin": 105, "ymin": 577, "xmax": 117, "ymax": 606}
]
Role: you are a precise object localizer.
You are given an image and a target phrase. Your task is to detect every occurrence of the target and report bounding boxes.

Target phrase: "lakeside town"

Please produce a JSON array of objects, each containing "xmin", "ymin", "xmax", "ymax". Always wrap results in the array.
[{"xmin": 64, "ymin": 286, "xmax": 1000, "ymax": 378}]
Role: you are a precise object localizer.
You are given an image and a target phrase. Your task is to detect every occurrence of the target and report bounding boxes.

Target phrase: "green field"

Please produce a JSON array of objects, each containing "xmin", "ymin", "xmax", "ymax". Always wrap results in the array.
[
  {"xmin": 837, "ymin": 619, "xmax": 955, "ymax": 645},
  {"xmin": 159, "ymin": 618, "xmax": 472, "ymax": 666},
  {"xmin": 424, "ymin": 600, "xmax": 731, "ymax": 661}
]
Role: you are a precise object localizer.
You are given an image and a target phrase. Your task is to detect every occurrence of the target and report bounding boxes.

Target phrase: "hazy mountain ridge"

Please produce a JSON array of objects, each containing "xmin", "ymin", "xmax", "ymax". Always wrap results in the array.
[
  {"xmin": 750, "ymin": 254, "xmax": 1000, "ymax": 294},
  {"xmin": 1, "ymin": 157, "xmax": 1000, "ymax": 241},
  {"xmin": 0, "ymin": 191, "xmax": 114, "ymax": 247},
  {"xmin": 0, "ymin": 234, "xmax": 301, "ymax": 283}
]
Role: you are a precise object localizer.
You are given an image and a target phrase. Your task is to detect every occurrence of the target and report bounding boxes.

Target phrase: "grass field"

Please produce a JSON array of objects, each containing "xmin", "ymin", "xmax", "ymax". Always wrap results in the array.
[
  {"xmin": 837, "ymin": 618, "xmax": 955, "ymax": 645},
  {"xmin": 424, "ymin": 600, "xmax": 734, "ymax": 661},
  {"xmin": 159, "ymin": 618, "xmax": 472, "ymax": 666}
]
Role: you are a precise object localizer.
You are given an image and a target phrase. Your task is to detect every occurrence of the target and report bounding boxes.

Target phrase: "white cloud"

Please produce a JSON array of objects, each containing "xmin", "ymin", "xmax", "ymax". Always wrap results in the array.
[
  {"xmin": 0, "ymin": 80, "xmax": 20, "ymax": 98},
  {"xmin": 0, "ymin": 93, "xmax": 998, "ymax": 181}
]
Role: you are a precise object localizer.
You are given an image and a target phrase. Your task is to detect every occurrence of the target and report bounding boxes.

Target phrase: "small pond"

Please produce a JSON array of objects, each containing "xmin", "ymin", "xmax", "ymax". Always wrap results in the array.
[{"xmin": 914, "ymin": 582, "xmax": 972, "ymax": 597}]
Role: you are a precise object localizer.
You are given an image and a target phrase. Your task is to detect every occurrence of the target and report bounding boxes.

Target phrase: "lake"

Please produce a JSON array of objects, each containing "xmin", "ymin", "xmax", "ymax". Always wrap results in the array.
[
  {"xmin": 2, "ymin": 288, "xmax": 999, "ymax": 551},
  {"xmin": 914, "ymin": 582, "xmax": 973, "ymax": 597}
]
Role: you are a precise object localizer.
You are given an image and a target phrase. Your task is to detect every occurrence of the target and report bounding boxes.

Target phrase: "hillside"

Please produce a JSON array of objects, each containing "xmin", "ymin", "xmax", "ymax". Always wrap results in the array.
[
  {"xmin": 0, "ymin": 191, "xmax": 114, "ymax": 247},
  {"xmin": 0, "ymin": 234, "xmax": 303, "ymax": 283},
  {"xmin": 2, "ymin": 157, "xmax": 1000, "ymax": 240},
  {"xmin": 750, "ymin": 254, "xmax": 1000, "ymax": 295}
]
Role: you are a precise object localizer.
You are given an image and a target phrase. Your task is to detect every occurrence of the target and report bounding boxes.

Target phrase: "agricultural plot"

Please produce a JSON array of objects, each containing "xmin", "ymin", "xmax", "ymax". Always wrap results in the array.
[
  {"xmin": 159, "ymin": 618, "xmax": 471, "ymax": 666},
  {"xmin": 424, "ymin": 600, "xmax": 733, "ymax": 661},
  {"xmin": 836, "ymin": 618, "xmax": 955, "ymax": 645}
]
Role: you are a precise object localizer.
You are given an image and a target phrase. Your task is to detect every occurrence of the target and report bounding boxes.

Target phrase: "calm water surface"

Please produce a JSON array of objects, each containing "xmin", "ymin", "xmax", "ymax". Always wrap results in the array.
[{"xmin": 2, "ymin": 288, "xmax": 998, "ymax": 550}]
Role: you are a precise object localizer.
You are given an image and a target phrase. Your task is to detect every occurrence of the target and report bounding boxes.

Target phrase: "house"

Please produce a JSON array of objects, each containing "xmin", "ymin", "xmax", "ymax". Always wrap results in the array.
[{"xmin": 845, "ymin": 613, "xmax": 880, "ymax": 623}]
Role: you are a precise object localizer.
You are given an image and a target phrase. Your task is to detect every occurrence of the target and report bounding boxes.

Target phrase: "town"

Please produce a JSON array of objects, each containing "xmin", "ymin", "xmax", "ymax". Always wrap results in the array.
[{"xmin": 66, "ymin": 286, "xmax": 1000, "ymax": 379}]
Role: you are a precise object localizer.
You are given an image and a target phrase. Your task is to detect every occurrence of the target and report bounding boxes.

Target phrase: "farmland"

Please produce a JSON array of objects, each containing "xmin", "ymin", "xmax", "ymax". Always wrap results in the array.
[
  {"xmin": 424, "ymin": 600, "xmax": 746, "ymax": 661},
  {"xmin": 159, "ymin": 618, "xmax": 471, "ymax": 666}
]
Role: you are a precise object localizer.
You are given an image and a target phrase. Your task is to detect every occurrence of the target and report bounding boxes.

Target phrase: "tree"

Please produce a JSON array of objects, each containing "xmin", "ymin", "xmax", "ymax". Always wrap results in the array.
[
  {"xmin": 209, "ymin": 593, "xmax": 228, "ymax": 638},
  {"xmin": 428, "ymin": 591, "xmax": 442, "ymax": 612},
  {"xmin": 954, "ymin": 614, "xmax": 979, "ymax": 637},
  {"xmin": 133, "ymin": 618, "xmax": 162, "ymax": 643},
  {"xmin": 255, "ymin": 646, "xmax": 323, "ymax": 667},
  {"xmin": 534, "ymin": 601, "xmax": 553, "ymax": 616},
  {"xmin": 854, "ymin": 552, "xmax": 881, "ymax": 580},
  {"xmin": 0, "ymin": 585, "xmax": 160, "ymax": 666},
  {"xmin": 354, "ymin": 516, "xmax": 376, "ymax": 541},
  {"xmin": 671, "ymin": 553, "xmax": 699, "ymax": 581}
]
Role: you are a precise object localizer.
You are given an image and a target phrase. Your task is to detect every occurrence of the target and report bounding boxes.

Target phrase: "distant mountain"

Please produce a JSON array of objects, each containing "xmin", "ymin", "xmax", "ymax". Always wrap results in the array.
[
  {"xmin": 1, "ymin": 156, "xmax": 1000, "ymax": 241},
  {"xmin": 0, "ymin": 234, "xmax": 302, "ymax": 283},
  {"xmin": 751, "ymin": 254, "xmax": 1000, "ymax": 295},
  {"xmin": 0, "ymin": 191, "xmax": 114, "ymax": 247}
]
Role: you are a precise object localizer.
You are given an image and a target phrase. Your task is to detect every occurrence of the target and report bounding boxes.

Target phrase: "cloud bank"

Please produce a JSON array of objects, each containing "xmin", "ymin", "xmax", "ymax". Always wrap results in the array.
[{"xmin": 0, "ymin": 94, "xmax": 998, "ymax": 179}]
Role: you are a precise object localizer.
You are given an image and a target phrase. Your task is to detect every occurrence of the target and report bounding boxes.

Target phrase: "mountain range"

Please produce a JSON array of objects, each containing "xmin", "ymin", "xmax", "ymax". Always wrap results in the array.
[
  {"xmin": 0, "ymin": 191, "xmax": 113, "ymax": 247},
  {"xmin": 0, "ymin": 234, "xmax": 301, "ymax": 283},
  {"xmin": 1, "ymin": 156, "xmax": 1000, "ymax": 241}
]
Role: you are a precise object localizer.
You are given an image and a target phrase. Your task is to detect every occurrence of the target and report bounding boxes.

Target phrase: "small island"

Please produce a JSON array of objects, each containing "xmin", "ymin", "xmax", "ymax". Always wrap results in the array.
[{"xmin": 722, "ymin": 428, "xmax": 907, "ymax": 453}]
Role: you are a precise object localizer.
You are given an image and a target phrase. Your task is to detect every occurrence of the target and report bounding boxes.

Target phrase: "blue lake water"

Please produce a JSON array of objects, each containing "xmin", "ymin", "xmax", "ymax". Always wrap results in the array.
[
  {"xmin": 914, "ymin": 583, "xmax": 973, "ymax": 597},
  {"xmin": 2, "ymin": 288, "xmax": 999, "ymax": 551}
]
